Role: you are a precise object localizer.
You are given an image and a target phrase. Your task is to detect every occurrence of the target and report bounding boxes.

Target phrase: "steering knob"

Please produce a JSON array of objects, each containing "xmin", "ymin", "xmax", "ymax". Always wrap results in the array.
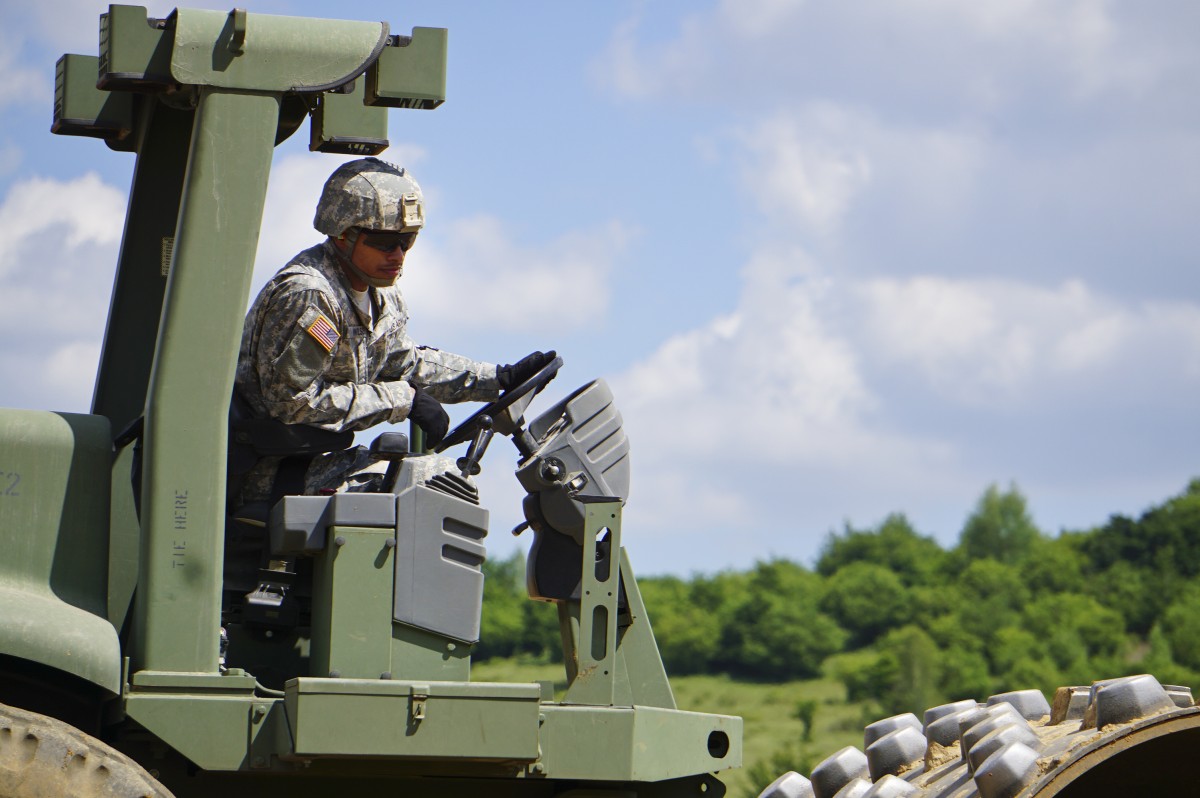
[{"xmin": 538, "ymin": 457, "xmax": 566, "ymax": 485}]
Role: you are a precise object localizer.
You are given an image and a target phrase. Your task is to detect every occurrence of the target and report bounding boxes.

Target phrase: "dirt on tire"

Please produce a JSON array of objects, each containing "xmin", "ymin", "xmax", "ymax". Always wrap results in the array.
[{"xmin": 0, "ymin": 702, "xmax": 173, "ymax": 798}]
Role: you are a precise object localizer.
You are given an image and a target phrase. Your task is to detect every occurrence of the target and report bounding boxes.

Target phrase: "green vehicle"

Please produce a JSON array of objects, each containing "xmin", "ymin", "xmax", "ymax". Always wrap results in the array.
[{"xmin": 0, "ymin": 6, "xmax": 741, "ymax": 796}]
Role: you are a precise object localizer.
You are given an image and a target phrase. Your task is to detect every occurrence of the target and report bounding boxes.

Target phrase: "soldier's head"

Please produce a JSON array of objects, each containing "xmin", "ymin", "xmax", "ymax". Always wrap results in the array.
[{"xmin": 314, "ymin": 157, "xmax": 424, "ymax": 289}]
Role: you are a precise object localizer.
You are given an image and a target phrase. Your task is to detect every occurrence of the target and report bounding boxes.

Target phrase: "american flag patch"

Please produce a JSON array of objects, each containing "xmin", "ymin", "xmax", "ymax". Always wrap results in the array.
[{"xmin": 306, "ymin": 314, "xmax": 340, "ymax": 352}]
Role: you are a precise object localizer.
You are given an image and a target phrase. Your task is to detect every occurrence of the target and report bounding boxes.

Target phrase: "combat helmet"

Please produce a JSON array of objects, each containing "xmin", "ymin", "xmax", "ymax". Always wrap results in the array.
[{"xmin": 314, "ymin": 157, "xmax": 424, "ymax": 237}]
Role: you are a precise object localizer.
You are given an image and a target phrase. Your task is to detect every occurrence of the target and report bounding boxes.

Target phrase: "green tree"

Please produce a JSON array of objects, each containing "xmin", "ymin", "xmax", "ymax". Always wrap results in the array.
[
  {"xmin": 1142, "ymin": 623, "xmax": 1199, "ymax": 687},
  {"xmin": 995, "ymin": 656, "xmax": 1059, "ymax": 695},
  {"xmin": 905, "ymin": 598, "xmax": 992, "ymax": 699},
  {"xmin": 955, "ymin": 559, "xmax": 1029, "ymax": 645},
  {"xmin": 516, "ymin": 599, "xmax": 561, "ymax": 659},
  {"xmin": 817, "ymin": 513, "xmax": 946, "ymax": 586},
  {"xmin": 1022, "ymin": 593, "xmax": 1125, "ymax": 665},
  {"xmin": 819, "ymin": 562, "xmax": 912, "ymax": 648},
  {"xmin": 1082, "ymin": 480, "xmax": 1200, "ymax": 578},
  {"xmin": 640, "ymin": 576, "xmax": 722, "ymax": 674},
  {"xmin": 477, "ymin": 551, "xmax": 530, "ymax": 660},
  {"xmin": 938, "ymin": 646, "xmax": 992, "ymax": 701},
  {"xmin": 958, "ymin": 483, "xmax": 1041, "ymax": 564},
  {"xmin": 794, "ymin": 699, "xmax": 818, "ymax": 742},
  {"xmin": 926, "ymin": 612, "xmax": 983, "ymax": 654},
  {"xmin": 1084, "ymin": 560, "xmax": 1163, "ymax": 635},
  {"xmin": 1161, "ymin": 584, "xmax": 1200, "ymax": 671},
  {"xmin": 827, "ymin": 649, "xmax": 891, "ymax": 704},
  {"xmin": 484, "ymin": 479, "xmax": 1200, "ymax": 707},
  {"xmin": 989, "ymin": 626, "xmax": 1042, "ymax": 677},
  {"xmin": 875, "ymin": 625, "xmax": 943, "ymax": 715},
  {"xmin": 477, "ymin": 551, "xmax": 560, "ymax": 661},
  {"xmin": 1079, "ymin": 480, "xmax": 1200, "ymax": 634},
  {"xmin": 1019, "ymin": 534, "xmax": 1087, "ymax": 595},
  {"xmin": 717, "ymin": 560, "xmax": 846, "ymax": 680},
  {"xmin": 829, "ymin": 626, "xmax": 944, "ymax": 714},
  {"xmin": 986, "ymin": 628, "xmax": 1060, "ymax": 695}
]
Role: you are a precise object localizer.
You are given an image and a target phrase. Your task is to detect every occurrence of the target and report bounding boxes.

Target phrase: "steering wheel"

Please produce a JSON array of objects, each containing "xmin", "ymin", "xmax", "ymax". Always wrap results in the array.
[{"xmin": 433, "ymin": 356, "xmax": 563, "ymax": 452}]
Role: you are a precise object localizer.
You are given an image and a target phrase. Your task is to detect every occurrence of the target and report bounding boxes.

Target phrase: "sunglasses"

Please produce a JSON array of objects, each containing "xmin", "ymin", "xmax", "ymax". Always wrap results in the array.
[{"xmin": 357, "ymin": 229, "xmax": 418, "ymax": 253}]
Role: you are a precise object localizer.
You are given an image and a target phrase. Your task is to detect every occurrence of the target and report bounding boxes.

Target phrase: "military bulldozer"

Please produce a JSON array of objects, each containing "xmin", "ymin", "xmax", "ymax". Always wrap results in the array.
[{"xmin": 0, "ymin": 6, "xmax": 741, "ymax": 796}]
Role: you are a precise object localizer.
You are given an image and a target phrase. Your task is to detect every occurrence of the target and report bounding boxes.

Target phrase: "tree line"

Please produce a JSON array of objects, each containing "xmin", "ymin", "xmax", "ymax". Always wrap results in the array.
[{"xmin": 477, "ymin": 479, "xmax": 1200, "ymax": 715}]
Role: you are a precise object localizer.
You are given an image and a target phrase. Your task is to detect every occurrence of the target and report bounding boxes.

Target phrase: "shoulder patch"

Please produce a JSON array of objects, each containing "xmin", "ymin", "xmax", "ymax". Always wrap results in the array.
[{"xmin": 305, "ymin": 313, "xmax": 340, "ymax": 353}]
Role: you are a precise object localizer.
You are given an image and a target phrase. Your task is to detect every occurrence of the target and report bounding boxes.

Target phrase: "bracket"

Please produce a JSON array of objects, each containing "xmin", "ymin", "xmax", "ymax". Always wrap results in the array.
[{"xmin": 561, "ymin": 498, "xmax": 622, "ymax": 706}]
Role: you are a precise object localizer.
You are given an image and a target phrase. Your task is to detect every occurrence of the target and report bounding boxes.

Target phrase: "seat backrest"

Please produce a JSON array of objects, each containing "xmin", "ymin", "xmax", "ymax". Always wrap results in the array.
[{"xmin": 228, "ymin": 392, "xmax": 354, "ymax": 475}]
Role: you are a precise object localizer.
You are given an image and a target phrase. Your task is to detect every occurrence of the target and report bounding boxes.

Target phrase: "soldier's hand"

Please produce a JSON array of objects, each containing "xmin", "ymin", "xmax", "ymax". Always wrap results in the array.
[
  {"xmin": 497, "ymin": 350, "xmax": 557, "ymax": 391},
  {"xmin": 409, "ymin": 386, "xmax": 449, "ymax": 447}
]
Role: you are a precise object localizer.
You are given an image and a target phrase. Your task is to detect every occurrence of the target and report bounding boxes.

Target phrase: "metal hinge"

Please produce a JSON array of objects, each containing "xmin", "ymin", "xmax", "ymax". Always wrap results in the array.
[{"xmin": 410, "ymin": 686, "xmax": 429, "ymax": 725}]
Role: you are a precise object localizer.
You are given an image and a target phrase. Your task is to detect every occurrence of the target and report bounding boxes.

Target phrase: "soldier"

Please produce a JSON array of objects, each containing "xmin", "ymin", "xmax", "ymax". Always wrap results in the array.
[{"xmin": 232, "ymin": 157, "xmax": 553, "ymax": 504}]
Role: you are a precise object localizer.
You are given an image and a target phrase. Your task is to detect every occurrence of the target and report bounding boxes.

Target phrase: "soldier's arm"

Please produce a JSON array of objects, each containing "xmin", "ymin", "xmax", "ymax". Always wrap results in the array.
[
  {"xmin": 253, "ymin": 289, "xmax": 419, "ymax": 431},
  {"xmin": 409, "ymin": 347, "xmax": 501, "ymax": 404},
  {"xmin": 378, "ymin": 327, "xmax": 500, "ymax": 405}
]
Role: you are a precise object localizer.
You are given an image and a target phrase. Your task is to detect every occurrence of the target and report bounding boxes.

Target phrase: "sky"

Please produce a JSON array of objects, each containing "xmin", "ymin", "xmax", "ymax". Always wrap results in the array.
[{"xmin": 1, "ymin": 0, "xmax": 1197, "ymax": 576}]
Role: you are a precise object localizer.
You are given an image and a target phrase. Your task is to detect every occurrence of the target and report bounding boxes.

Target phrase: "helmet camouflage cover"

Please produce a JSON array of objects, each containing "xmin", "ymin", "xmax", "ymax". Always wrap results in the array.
[{"xmin": 313, "ymin": 157, "xmax": 425, "ymax": 237}]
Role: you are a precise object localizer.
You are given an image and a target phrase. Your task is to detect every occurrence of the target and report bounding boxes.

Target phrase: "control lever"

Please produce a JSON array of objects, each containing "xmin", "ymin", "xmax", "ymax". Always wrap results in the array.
[
  {"xmin": 369, "ymin": 431, "xmax": 410, "ymax": 493},
  {"xmin": 457, "ymin": 415, "xmax": 494, "ymax": 478}
]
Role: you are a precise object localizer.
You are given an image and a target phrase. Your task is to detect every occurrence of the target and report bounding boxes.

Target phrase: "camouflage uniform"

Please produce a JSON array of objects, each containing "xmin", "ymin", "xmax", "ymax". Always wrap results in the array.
[{"xmin": 233, "ymin": 239, "xmax": 499, "ymax": 503}]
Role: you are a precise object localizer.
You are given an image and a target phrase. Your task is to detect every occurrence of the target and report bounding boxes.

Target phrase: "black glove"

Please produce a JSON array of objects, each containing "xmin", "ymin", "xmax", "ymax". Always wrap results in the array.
[
  {"xmin": 497, "ymin": 350, "xmax": 557, "ymax": 391},
  {"xmin": 408, "ymin": 385, "xmax": 449, "ymax": 448}
]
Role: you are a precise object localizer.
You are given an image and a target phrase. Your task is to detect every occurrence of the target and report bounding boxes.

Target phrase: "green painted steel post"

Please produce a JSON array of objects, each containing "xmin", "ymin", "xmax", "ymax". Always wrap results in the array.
[
  {"xmin": 133, "ymin": 88, "xmax": 280, "ymax": 673},
  {"xmin": 91, "ymin": 99, "xmax": 194, "ymax": 436}
]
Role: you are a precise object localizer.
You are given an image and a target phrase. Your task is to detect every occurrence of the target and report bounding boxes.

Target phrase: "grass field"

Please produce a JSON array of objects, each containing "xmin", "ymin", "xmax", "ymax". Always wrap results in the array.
[{"xmin": 472, "ymin": 657, "xmax": 875, "ymax": 798}]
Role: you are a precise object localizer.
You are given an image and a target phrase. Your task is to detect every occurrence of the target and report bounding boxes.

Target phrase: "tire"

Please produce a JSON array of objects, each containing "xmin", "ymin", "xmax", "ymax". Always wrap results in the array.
[
  {"xmin": 0, "ymin": 702, "xmax": 174, "ymax": 798},
  {"xmin": 759, "ymin": 674, "xmax": 1200, "ymax": 798}
]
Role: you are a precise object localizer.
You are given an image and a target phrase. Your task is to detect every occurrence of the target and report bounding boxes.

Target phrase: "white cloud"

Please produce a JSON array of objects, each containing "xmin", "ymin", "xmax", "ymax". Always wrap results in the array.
[
  {"xmin": 610, "ymin": 245, "xmax": 954, "ymax": 545},
  {"xmin": 0, "ymin": 46, "xmax": 50, "ymax": 111},
  {"xmin": 401, "ymin": 215, "xmax": 628, "ymax": 335},
  {"xmin": 854, "ymin": 276, "xmax": 1200, "ymax": 406},
  {"xmin": 902, "ymin": 0, "xmax": 1150, "ymax": 100},
  {"xmin": 596, "ymin": 0, "xmax": 1186, "ymax": 112},
  {"xmin": 42, "ymin": 340, "xmax": 104, "ymax": 409},
  {"xmin": 598, "ymin": 13, "xmax": 655, "ymax": 100},
  {"xmin": 726, "ymin": 99, "xmax": 1197, "ymax": 305},
  {"xmin": 855, "ymin": 276, "xmax": 1033, "ymax": 401},
  {"xmin": 719, "ymin": 0, "xmax": 810, "ymax": 38},
  {"xmin": 0, "ymin": 172, "xmax": 124, "ymax": 274},
  {"xmin": 729, "ymin": 105, "xmax": 996, "ymax": 249},
  {"xmin": 737, "ymin": 110, "xmax": 872, "ymax": 236},
  {"xmin": 1053, "ymin": 311, "xmax": 1133, "ymax": 372},
  {"xmin": 0, "ymin": 172, "xmax": 125, "ymax": 411}
]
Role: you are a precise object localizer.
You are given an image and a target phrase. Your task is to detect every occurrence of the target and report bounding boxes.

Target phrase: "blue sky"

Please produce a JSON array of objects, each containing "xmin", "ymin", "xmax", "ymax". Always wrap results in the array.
[{"xmin": 2, "ymin": 1, "xmax": 1197, "ymax": 575}]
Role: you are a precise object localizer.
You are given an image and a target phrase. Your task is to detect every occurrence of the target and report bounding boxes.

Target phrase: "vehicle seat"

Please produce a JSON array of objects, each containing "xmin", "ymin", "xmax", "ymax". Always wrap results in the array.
[{"xmin": 224, "ymin": 392, "xmax": 354, "ymax": 620}]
